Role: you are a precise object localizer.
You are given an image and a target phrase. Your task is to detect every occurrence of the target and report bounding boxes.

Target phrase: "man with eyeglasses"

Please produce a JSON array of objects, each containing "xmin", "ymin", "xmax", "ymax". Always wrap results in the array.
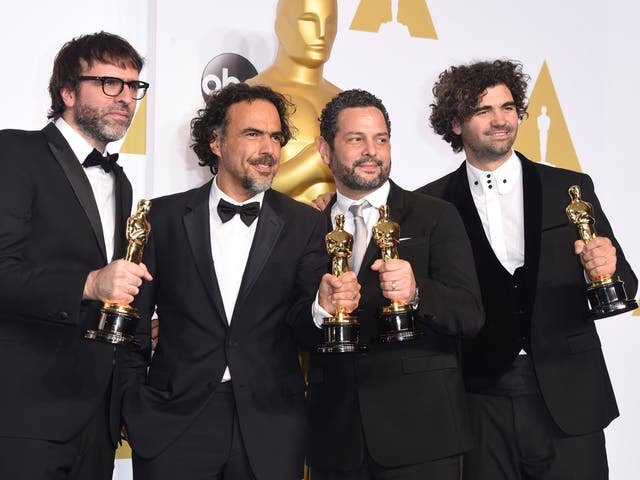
[{"xmin": 0, "ymin": 31, "xmax": 151, "ymax": 480}]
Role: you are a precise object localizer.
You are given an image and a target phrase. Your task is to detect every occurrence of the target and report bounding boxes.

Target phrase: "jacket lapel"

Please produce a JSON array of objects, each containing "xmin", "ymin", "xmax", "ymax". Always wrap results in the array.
[
  {"xmin": 234, "ymin": 189, "xmax": 284, "ymax": 317},
  {"xmin": 43, "ymin": 123, "xmax": 108, "ymax": 263},
  {"xmin": 518, "ymin": 153, "xmax": 542, "ymax": 311},
  {"xmin": 183, "ymin": 181, "xmax": 228, "ymax": 324}
]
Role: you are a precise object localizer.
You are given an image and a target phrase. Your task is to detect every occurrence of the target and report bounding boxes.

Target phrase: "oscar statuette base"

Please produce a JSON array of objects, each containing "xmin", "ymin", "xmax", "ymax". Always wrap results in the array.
[
  {"xmin": 377, "ymin": 302, "xmax": 423, "ymax": 343},
  {"xmin": 586, "ymin": 276, "xmax": 638, "ymax": 320},
  {"xmin": 84, "ymin": 303, "xmax": 139, "ymax": 346},
  {"xmin": 317, "ymin": 316, "xmax": 368, "ymax": 354}
]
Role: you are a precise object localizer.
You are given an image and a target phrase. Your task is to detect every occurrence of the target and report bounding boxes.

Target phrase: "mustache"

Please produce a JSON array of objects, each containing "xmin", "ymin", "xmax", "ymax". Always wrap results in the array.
[
  {"xmin": 248, "ymin": 155, "xmax": 277, "ymax": 167},
  {"xmin": 485, "ymin": 125, "xmax": 513, "ymax": 135},
  {"xmin": 353, "ymin": 157, "xmax": 383, "ymax": 168}
]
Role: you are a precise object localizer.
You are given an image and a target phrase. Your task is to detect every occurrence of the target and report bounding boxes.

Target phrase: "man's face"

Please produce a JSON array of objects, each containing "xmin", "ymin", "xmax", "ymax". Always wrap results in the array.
[
  {"xmin": 62, "ymin": 60, "xmax": 139, "ymax": 150},
  {"xmin": 453, "ymin": 83, "xmax": 519, "ymax": 169},
  {"xmin": 212, "ymin": 99, "xmax": 283, "ymax": 202},
  {"xmin": 318, "ymin": 106, "xmax": 391, "ymax": 200},
  {"xmin": 277, "ymin": 0, "xmax": 338, "ymax": 67}
]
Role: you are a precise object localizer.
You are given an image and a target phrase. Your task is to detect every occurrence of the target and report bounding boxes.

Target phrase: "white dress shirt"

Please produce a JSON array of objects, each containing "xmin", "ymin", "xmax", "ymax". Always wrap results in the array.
[
  {"xmin": 466, "ymin": 152, "xmax": 525, "ymax": 275},
  {"xmin": 209, "ymin": 178, "xmax": 264, "ymax": 381},
  {"xmin": 54, "ymin": 118, "xmax": 116, "ymax": 261}
]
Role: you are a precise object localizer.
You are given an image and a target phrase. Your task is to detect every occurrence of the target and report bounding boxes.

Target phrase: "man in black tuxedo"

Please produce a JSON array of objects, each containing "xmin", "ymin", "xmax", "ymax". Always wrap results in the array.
[
  {"xmin": 120, "ymin": 83, "xmax": 360, "ymax": 480},
  {"xmin": 0, "ymin": 32, "xmax": 151, "ymax": 479},
  {"xmin": 418, "ymin": 60, "xmax": 637, "ymax": 479},
  {"xmin": 306, "ymin": 89, "xmax": 484, "ymax": 479}
]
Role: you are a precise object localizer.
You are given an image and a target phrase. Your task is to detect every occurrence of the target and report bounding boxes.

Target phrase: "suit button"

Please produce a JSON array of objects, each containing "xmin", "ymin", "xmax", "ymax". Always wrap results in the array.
[
  {"xmin": 59, "ymin": 312, "xmax": 69, "ymax": 321},
  {"xmin": 227, "ymin": 340, "xmax": 238, "ymax": 348}
]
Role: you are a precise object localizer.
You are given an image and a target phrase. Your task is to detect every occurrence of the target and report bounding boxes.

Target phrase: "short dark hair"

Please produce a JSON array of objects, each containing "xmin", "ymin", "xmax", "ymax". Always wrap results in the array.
[
  {"xmin": 47, "ymin": 31, "xmax": 145, "ymax": 119},
  {"xmin": 429, "ymin": 59, "xmax": 529, "ymax": 153},
  {"xmin": 319, "ymin": 89, "xmax": 391, "ymax": 149},
  {"xmin": 191, "ymin": 82, "xmax": 295, "ymax": 174}
]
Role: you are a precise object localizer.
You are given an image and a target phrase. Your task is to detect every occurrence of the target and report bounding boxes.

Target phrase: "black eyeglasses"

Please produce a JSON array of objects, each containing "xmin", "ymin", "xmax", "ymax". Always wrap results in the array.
[{"xmin": 77, "ymin": 76, "xmax": 150, "ymax": 100}]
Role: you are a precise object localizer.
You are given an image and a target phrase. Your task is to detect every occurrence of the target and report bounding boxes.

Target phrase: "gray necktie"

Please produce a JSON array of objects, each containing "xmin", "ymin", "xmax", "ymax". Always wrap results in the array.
[{"xmin": 349, "ymin": 201, "xmax": 370, "ymax": 274}]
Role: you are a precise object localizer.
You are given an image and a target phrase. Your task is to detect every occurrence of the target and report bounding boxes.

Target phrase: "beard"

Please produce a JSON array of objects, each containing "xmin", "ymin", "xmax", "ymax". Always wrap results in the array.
[
  {"xmin": 464, "ymin": 126, "xmax": 517, "ymax": 163},
  {"xmin": 330, "ymin": 154, "xmax": 390, "ymax": 191},
  {"xmin": 74, "ymin": 101, "xmax": 134, "ymax": 145},
  {"xmin": 241, "ymin": 154, "xmax": 278, "ymax": 194}
]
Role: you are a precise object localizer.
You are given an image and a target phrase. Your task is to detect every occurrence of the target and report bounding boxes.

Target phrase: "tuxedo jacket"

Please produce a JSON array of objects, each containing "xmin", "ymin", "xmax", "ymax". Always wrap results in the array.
[
  {"xmin": 305, "ymin": 181, "xmax": 484, "ymax": 470},
  {"xmin": 120, "ymin": 181, "xmax": 326, "ymax": 479},
  {"xmin": 0, "ymin": 123, "xmax": 131, "ymax": 445},
  {"xmin": 418, "ymin": 152, "xmax": 637, "ymax": 435}
]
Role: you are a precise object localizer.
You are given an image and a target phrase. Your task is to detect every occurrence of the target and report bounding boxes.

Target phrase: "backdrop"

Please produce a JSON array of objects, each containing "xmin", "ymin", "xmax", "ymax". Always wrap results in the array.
[{"xmin": 1, "ymin": 1, "xmax": 638, "ymax": 479}]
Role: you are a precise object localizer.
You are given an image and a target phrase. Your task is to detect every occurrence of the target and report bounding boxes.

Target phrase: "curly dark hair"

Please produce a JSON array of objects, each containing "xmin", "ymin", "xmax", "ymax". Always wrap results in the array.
[
  {"xmin": 429, "ymin": 60, "xmax": 529, "ymax": 153},
  {"xmin": 191, "ymin": 83, "xmax": 295, "ymax": 174},
  {"xmin": 47, "ymin": 31, "xmax": 145, "ymax": 120},
  {"xmin": 319, "ymin": 89, "xmax": 391, "ymax": 149}
]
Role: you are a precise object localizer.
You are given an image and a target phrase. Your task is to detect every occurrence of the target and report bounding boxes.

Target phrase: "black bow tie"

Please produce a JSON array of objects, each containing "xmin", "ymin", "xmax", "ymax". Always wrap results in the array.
[
  {"xmin": 82, "ymin": 149, "xmax": 119, "ymax": 173},
  {"xmin": 217, "ymin": 198, "xmax": 260, "ymax": 226}
]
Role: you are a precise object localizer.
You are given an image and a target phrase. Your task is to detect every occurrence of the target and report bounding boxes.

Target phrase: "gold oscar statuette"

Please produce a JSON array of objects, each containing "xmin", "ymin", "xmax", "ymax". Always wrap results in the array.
[
  {"xmin": 565, "ymin": 185, "xmax": 637, "ymax": 319},
  {"xmin": 85, "ymin": 199, "xmax": 152, "ymax": 345},
  {"xmin": 373, "ymin": 205, "xmax": 422, "ymax": 342},
  {"xmin": 317, "ymin": 214, "xmax": 367, "ymax": 353}
]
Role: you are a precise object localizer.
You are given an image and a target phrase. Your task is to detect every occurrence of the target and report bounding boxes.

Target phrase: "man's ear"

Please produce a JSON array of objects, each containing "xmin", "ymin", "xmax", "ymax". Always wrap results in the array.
[
  {"xmin": 209, "ymin": 130, "xmax": 221, "ymax": 156},
  {"xmin": 317, "ymin": 136, "xmax": 331, "ymax": 166},
  {"xmin": 451, "ymin": 119, "xmax": 462, "ymax": 136},
  {"xmin": 60, "ymin": 86, "xmax": 75, "ymax": 109}
]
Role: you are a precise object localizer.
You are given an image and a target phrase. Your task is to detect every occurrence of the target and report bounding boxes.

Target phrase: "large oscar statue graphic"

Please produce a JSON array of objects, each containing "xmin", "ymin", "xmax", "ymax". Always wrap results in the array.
[
  {"xmin": 373, "ymin": 205, "xmax": 422, "ymax": 341},
  {"xmin": 246, "ymin": 0, "xmax": 339, "ymax": 205},
  {"xmin": 565, "ymin": 185, "xmax": 637, "ymax": 319},
  {"xmin": 85, "ymin": 199, "xmax": 152, "ymax": 345},
  {"xmin": 318, "ymin": 214, "xmax": 367, "ymax": 353}
]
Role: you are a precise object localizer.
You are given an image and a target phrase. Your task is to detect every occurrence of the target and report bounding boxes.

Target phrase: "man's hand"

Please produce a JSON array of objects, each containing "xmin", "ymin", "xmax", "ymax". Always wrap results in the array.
[
  {"xmin": 312, "ymin": 191, "xmax": 336, "ymax": 212},
  {"xmin": 371, "ymin": 258, "xmax": 417, "ymax": 304},
  {"xmin": 574, "ymin": 237, "xmax": 617, "ymax": 281},
  {"xmin": 83, "ymin": 259, "xmax": 153, "ymax": 304},
  {"xmin": 318, "ymin": 271, "xmax": 360, "ymax": 315}
]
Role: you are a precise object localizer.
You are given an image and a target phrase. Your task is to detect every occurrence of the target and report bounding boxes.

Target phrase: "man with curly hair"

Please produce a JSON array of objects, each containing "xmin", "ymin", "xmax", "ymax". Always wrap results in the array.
[
  {"xmin": 120, "ymin": 82, "xmax": 360, "ymax": 480},
  {"xmin": 418, "ymin": 59, "xmax": 637, "ymax": 479}
]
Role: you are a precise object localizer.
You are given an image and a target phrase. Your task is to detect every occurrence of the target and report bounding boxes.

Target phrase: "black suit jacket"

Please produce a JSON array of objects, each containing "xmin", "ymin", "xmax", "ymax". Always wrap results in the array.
[
  {"xmin": 0, "ymin": 123, "xmax": 131, "ymax": 445},
  {"xmin": 418, "ymin": 152, "xmax": 637, "ymax": 435},
  {"xmin": 120, "ymin": 182, "xmax": 326, "ymax": 479},
  {"xmin": 305, "ymin": 181, "xmax": 484, "ymax": 470}
]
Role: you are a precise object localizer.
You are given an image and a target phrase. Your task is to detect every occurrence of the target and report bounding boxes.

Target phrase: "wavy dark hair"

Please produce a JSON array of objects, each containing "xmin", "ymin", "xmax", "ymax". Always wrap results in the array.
[
  {"xmin": 191, "ymin": 83, "xmax": 295, "ymax": 174},
  {"xmin": 319, "ymin": 89, "xmax": 391, "ymax": 148},
  {"xmin": 47, "ymin": 31, "xmax": 145, "ymax": 120},
  {"xmin": 429, "ymin": 59, "xmax": 529, "ymax": 153}
]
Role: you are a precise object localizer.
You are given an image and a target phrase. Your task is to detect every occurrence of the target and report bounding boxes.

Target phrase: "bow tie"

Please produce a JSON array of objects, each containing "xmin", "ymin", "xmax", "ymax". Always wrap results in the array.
[
  {"xmin": 82, "ymin": 149, "xmax": 119, "ymax": 173},
  {"xmin": 217, "ymin": 198, "xmax": 260, "ymax": 226}
]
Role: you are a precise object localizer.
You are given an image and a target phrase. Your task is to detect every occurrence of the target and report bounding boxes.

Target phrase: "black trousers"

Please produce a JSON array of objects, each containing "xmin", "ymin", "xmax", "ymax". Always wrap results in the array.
[
  {"xmin": 463, "ymin": 392, "xmax": 608, "ymax": 480},
  {"xmin": 0, "ymin": 391, "xmax": 115, "ymax": 480},
  {"xmin": 132, "ymin": 382, "xmax": 257, "ymax": 480}
]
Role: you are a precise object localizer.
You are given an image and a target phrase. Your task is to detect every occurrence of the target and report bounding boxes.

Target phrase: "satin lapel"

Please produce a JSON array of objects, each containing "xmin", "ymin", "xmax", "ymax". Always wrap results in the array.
[
  {"xmin": 112, "ymin": 164, "xmax": 132, "ymax": 260},
  {"xmin": 43, "ymin": 123, "xmax": 107, "ymax": 263},
  {"xmin": 235, "ymin": 190, "xmax": 284, "ymax": 310},
  {"xmin": 519, "ymin": 154, "xmax": 542, "ymax": 309},
  {"xmin": 183, "ymin": 181, "xmax": 228, "ymax": 324},
  {"xmin": 443, "ymin": 164, "xmax": 492, "ymax": 252}
]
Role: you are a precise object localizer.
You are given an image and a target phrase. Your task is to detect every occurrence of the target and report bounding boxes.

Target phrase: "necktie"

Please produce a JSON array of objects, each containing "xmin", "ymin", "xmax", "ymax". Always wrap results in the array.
[
  {"xmin": 217, "ymin": 198, "xmax": 260, "ymax": 226},
  {"xmin": 82, "ymin": 149, "xmax": 119, "ymax": 173},
  {"xmin": 349, "ymin": 200, "xmax": 370, "ymax": 274}
]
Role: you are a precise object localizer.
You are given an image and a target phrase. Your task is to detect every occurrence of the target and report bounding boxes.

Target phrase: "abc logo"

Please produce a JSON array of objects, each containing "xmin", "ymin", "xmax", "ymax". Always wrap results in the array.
[{"xmin": 201, "ymin": 53, "xmax": 258, "ymax": 101}]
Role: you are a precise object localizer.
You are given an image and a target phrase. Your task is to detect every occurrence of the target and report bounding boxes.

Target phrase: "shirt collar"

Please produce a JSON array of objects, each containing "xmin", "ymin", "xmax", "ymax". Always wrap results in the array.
[
  {"xmin": 210, "ymin": 176, "xmax": 265, "ymax": 208},
  {"xmin": 466, "ymin": 151, "xmax": 521, "ymax": 196},
  {"xmin": 335, "ymin": 180, "xmax": 391, "ymax": 213}
]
